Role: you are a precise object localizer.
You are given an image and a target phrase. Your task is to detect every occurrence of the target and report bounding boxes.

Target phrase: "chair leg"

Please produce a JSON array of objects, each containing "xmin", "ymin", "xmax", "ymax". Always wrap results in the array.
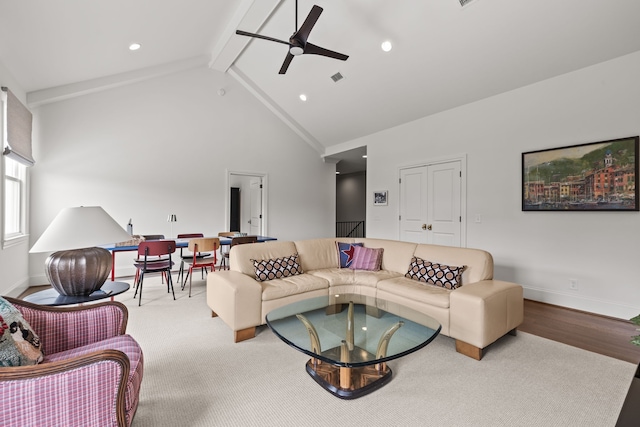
[
  {"xmin": 176, "ymin": 260, "xmax": 184, "ymax": 286},
  {"xmin": 183, "ymin": 270, "xmax": 191, "ymax": 290},
  {"xmin": 137, "ymin": 272, "xmax": 144, "ymax": 306},
  {"xmin": 168, "ymin": 269, "xmax": 175, "ymax": 300},
  {"xmin": 133, "ymin": 270, "xmax": 141, "ymax": 298}
]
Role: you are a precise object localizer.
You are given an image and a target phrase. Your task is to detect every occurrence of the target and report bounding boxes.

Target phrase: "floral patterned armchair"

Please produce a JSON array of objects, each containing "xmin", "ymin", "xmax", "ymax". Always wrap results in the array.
[{"xmin": 0, "ymin": 297, "xmax": 143, "ymax": 427}]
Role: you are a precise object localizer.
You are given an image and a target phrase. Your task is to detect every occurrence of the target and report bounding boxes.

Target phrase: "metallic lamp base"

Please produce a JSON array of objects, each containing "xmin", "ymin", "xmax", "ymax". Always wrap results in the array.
[{"xmin": 44, "ymin": 247, "xmax": 112, "ymax": 296}]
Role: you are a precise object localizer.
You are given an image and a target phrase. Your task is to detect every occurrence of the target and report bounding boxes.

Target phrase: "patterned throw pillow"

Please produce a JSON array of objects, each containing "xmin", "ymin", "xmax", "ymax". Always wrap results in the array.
[
  {"xmin": 252, "ymin": 254, "xmax": 303, "ymax": 282},
  {"xmin": 405, "ymin": 256, "xmax": 466, "ymax": 289},
  {"xmin": 0, "ymin": 296, "xmax": 44, "ymax": 367},
  {"xmin": 348, "ymin": 246, "xmax": 384, "ymax": 271},
  {"xmin": 336, "ymin": 242, "xmax": 363, "ymax": 268}
]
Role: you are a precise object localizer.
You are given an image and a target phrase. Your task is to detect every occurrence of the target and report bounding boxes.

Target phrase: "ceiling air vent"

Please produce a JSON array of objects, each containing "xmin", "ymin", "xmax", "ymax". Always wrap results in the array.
[{"xmin": 331, "ymin": 72, "xmax": 344, "ymax": 83}]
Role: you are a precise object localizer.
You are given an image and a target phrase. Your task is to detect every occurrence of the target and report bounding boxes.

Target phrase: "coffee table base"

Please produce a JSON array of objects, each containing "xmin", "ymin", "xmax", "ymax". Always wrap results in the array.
[{"xmin": 305, "ymin": 358, "xmax": 393, "ymax": 400}]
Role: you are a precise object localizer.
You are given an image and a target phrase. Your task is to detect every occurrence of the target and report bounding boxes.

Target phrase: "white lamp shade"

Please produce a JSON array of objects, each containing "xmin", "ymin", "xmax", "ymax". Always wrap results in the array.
[{"xmin": 30, "ymin": 206, "xmax": 132, "ymax": 253}]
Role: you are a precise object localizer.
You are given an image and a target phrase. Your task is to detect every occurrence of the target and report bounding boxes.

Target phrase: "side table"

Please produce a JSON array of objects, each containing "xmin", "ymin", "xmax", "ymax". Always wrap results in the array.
[{"xmin": 22, "ymin": 281, "xmax": 130, "ymax": 306}]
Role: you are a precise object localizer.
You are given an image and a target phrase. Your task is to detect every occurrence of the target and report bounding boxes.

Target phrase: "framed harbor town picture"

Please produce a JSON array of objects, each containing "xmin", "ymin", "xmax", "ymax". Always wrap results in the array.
[{"xmin": 522, "ymin": 136, "xmax": 639, "ymax": 211}]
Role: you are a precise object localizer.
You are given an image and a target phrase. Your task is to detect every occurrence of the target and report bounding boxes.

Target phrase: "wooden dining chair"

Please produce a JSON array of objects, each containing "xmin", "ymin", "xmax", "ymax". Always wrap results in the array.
[
  {"xmin": 182, "ymin": 238, "xmax": 220, "ymax": 297},
  {"xmin": 218, "ymin": 232, "xmax": 237, "ymax": 270},
  {"xmin": 176, "ymin": 233, "xmax": 206, "ymax": 286},
  {"xmin": 133, "ymin": 240, "xmax": 176, "ymax": 306},
  {"xmin": 221, "ymin": 236, "xmax": 258, "ymax": 270}
]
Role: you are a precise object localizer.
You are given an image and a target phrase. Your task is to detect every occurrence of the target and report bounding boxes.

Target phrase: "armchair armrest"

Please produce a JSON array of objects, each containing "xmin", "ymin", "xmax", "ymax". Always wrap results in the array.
[
  {"xmin": 4, "ymin": 297, "xmax": 128, "ymax": 355},
  {"xmin": 0, "ymin": 349, "xmax": 130, "ymax": 427}
]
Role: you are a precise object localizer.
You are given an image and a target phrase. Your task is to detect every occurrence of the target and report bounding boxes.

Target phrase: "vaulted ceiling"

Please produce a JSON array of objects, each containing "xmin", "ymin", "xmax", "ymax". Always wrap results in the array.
[{"xmin": 1, "ymin": 0, "xmax": 640, "ymax": 162}]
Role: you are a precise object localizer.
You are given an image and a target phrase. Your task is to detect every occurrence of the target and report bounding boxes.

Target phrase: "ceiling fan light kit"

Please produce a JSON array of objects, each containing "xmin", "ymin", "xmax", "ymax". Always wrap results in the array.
[{"xmin": 235, "ymin": 0, "xmax": 348, "ymax": 74}]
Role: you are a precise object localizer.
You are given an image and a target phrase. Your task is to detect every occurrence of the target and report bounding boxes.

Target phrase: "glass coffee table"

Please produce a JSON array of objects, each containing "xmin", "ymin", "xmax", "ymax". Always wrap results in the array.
[{"xmin": 266, "ymin": 293, "xmax": 441, "ymax": 399}]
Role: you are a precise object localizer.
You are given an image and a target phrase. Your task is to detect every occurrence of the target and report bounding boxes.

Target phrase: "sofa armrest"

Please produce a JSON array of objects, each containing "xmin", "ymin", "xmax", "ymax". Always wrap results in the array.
[
  {"xmin": 449, "ymin": 280, "xmax": 523, "ymax": 351},
  {"xmin": 5, "ymin": 297, "xmax": 128, "ymax": 355},
  {"xmin": 206, "ymin": 271, "xmax": 262, "ymax": 333},
  {"xmin": 0, "ymin": 349, "xmax": 129, "ymax": 427}
]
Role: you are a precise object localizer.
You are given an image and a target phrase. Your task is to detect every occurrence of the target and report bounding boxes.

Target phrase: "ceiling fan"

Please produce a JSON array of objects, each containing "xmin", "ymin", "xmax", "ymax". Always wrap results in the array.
[{"xmin": 235, "ymin": 0, "xmax": 349, "ymax": 74}]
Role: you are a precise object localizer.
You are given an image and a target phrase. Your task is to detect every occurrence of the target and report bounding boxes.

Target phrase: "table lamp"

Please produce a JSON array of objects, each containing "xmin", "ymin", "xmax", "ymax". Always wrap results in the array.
[
  {"xmin": 167, "ymin": 214, "xmax": 177, "ymax": 238},
  {"xmin": 30, "ymin": 206, "xmax": 132, "ymax": 296}
]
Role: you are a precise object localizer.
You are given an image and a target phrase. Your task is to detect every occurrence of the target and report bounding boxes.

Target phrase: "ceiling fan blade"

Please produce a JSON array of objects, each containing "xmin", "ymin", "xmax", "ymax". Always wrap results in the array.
[
  {"xmin": 295, "ymin": 5, "xmax": 323, "ymax": 44},
  {"xmin": 303, "ymin": 43, "xmax": 349, "ymax": 61},
  {"xmin": 236, "ymin": 30, "xmax": 290, "ymax": 46},
  {"xmin": 279, "ymin": 53, "xmax": 295, "ymax": 74}
]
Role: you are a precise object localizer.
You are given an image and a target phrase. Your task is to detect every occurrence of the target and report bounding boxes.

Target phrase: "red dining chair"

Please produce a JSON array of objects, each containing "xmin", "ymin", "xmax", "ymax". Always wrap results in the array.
[
  {"xmin": 133, "ymin": 234, "xmax": 167, "ymax": 285},
  {"xmin": 182, "ymin": 238, "xmax": 220, "ymax": 297},
  {"xmin": 133, "ymin": 240, "xmax": 176, "ymax": 306}
]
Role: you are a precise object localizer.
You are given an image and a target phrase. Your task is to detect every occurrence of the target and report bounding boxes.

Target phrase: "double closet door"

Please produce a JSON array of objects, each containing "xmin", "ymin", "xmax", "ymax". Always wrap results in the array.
[{"xmin": 399, "ymin": 160, "xmax": 462, "ymax": 247}]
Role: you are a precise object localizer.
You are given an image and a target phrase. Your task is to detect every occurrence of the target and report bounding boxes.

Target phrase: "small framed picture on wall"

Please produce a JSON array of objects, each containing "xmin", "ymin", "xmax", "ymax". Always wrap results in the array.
[{"xmin": 374, "ymin": 190, "xmax": 388, "ymax": 206}]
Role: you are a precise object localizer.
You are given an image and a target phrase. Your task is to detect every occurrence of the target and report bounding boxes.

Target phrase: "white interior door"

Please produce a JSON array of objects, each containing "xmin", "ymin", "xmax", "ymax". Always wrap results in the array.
[
  {"xmin": 250, "ymin": 178, "xmax": 262, "ymax": 235},
  {"xmin": 399, "ymin": 160, "xmax": 462, "ymax": 246},
  {"xmin": 428, "ymin": 161, "xmax": 461, "ymax": 246},
  {"xmin": 400, "ymin": 166, "xmax": 427, "ymax": 243}
]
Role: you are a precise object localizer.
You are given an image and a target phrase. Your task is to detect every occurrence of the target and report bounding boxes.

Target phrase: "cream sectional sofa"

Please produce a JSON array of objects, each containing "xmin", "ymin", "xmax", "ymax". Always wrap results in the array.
[{"xmin": 206, "ymin": 238, "xmax": 523, "ymax": 360}]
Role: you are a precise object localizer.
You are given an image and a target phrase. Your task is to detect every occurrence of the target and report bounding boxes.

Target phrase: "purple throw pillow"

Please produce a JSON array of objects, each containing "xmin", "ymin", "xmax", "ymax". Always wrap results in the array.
[{"xmin": 348, "ymin": 246, "xmax": 384, "ymax": 271}]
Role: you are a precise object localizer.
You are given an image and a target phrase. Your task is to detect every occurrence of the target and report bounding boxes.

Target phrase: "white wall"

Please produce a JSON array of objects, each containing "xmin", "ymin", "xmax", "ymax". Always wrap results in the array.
[
  {"xmin": 0, "ymin": 59, "xmax": 30, "ymax": 296},
  {"xmin": 337, "ymin": 50, "xmax": 640, "ymax": 319},
  {"xmin": 29, "ymin": 66, "xmax": 336, "ymax": 281}
]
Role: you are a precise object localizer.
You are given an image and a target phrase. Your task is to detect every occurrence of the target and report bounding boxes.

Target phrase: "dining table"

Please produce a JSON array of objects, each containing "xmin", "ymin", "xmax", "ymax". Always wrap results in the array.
[{"xmin": 101, "ymin": 235, "xmax": 277, "ymax": 281}]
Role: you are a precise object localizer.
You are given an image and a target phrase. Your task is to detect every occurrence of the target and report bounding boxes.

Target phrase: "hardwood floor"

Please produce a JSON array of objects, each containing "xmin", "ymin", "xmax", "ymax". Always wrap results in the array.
[
  {"xmin": 520, "ymin": 299, "xmax": 640, "ymax": 364},
  {"xmin": 17, "ymin": 286, "xmax": 640, "ymax": 364}
]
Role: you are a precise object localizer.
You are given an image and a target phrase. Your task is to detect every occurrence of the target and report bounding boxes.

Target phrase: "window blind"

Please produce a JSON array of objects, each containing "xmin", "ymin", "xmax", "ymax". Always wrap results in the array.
[{"xmin": 1, "ymin": 87, "xmax": 35, "ymax": 166}]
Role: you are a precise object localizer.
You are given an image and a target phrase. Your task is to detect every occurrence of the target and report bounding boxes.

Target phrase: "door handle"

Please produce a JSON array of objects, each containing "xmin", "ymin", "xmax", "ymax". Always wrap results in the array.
[{"xmin": 423, "ymin": 224, "xmax": 432, "ymax": 231}]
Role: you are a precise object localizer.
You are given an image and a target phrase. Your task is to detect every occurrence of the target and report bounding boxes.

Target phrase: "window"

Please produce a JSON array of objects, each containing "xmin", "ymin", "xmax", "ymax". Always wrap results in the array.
[
  {"xmin": 1, "ymin": 87, "xmax": 32, "ymax": 244},
  {"xmin": 4, "ymin": 156, "xmax": 26, "ymax": 239}
]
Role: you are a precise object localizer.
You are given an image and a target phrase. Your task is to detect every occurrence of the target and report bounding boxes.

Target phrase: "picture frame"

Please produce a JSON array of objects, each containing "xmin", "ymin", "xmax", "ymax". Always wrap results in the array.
[
  {"xmin": 374, "ymin": 190, "xmax": 388, "ymax": 206},
  {"xmin": 522, "ymin": 136, "xmax": 639, "ymax": 211}
]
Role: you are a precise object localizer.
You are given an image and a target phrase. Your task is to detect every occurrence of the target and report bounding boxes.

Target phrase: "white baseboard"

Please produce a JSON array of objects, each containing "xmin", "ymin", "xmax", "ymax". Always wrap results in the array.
[{"xmin": 524, "ymin": 286, "xmax": 638, "ymax": 320}]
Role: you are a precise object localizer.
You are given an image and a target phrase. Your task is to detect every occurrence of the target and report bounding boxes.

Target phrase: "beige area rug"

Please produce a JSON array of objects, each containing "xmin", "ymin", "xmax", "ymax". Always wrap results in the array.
[{"xmin": 114, "ymin": 276, "xmax": 635, "ymax": 427}]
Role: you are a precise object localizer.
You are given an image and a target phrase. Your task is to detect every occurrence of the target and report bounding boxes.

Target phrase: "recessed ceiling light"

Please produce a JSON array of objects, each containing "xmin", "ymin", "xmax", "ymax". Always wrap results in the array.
[
  {"xmin": 129, "ymin": 43, "xmax": 141, "ymax": 51},
  {"xmin": 299, "ymin": 94, "xmax": 307, "ymax": 101},
  {"xmin": 362, "ymin": 155, "xmax": 367, "ymax": 158},
  {"xmin": 336, "ymin": 171, "xmax": 340, "ymax": 174},
  {"xmin": 381, "ymin": 41, "xmax": 392, "ymax": 52}
]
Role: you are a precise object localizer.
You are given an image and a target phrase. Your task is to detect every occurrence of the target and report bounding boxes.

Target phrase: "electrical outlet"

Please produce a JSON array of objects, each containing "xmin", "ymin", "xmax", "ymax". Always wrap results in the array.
[{"xmin": 569, "ymin": 279, "xmax": 578, "ymax": 290}]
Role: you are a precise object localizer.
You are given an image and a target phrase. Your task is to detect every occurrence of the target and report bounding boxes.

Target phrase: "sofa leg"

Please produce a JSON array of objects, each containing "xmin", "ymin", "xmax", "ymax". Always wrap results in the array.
[
  {"xmin": 211, "ymin": 310, "xmax": 218, "ymax": 318},
  {"xmin": 508, "ymin": 328, "xmax": 518, "ymax": 336},
  {"xmin": 234, "ymin": 327, "xmax": 256, "ymax": 343},
  {"xmin": 455, "ymin": 340, "xmax": 483, "ymax": 360}
]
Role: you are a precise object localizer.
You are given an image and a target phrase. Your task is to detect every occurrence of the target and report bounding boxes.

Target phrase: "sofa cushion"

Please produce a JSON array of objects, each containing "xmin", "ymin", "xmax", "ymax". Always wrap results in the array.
[
  {"xmin": 413, "ymin": 244, "xmax": 493, "ymax": 284},
  {"xmin": 354, "ymin": 238, "xmax": 417, "ymax": 273},
  {"xmin": 252, "ymin": 254, "xmax": 303, "ymax": 282},
  {"xmin": 308, "ymin": 268, "xmax": 355, "ymax": 286},
  {"xmin": 261, "ymin": 274, "xmax": 329, "ymax": 301},
  {"xmin": 0, "ymin": 296, "xmax": 44, "ymax": 367},
  {"xmin": 406, "ymin": 256, "xmax": 466, "ymax": 289},
  {"xmin": 349, "ymin": 246, "xmax": 383, "ymax": 271},
  {"xmin": 294, "ymin": 238, "xmax": 345, "ymax": 271},
  {"xmin": 336, "ymin": 242, "xmax": 363, "ymax": 268},
  {"xmin": 377, "ymin": 276, "xmax": 452, "ymax": 309}
]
